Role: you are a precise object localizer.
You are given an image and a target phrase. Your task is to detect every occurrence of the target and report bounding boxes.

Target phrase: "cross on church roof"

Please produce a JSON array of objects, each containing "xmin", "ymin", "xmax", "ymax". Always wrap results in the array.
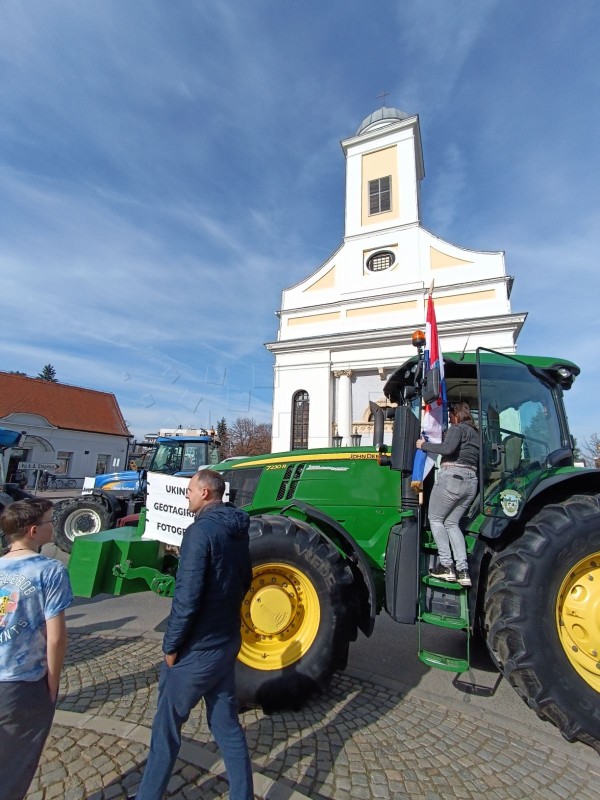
[{"xmin": 376, "ymin": 90, "xmax": 390, "ymax": 107}]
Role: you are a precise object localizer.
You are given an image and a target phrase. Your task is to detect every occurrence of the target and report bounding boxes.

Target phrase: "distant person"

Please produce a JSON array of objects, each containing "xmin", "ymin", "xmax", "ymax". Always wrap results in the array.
[
  {"xmin": 0, "ymin": 499, "xmax": 73, "ymax": 799},
  {"xmin": 133, "ymin": 469, "xmax": 253, "ymax": 800},
  {"xmin": 416, "ymin": 401, "xmax": 479, "ymax": 586}
]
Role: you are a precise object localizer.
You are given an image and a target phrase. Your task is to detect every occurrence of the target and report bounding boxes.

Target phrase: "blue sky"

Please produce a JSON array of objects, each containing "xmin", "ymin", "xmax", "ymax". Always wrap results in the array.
[{"xmin": 1, "ymin": 1, "xmax": 598, "ymax": 448}]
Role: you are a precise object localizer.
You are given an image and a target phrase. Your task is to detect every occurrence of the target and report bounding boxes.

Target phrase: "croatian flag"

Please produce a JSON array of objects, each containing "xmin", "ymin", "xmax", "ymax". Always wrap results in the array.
[{"xmin": 411, "ymin": 294, "xmax": 447, "ymax": 491}]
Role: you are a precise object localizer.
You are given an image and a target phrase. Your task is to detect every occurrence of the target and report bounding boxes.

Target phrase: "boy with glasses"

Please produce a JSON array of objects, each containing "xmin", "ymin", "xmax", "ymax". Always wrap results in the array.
[{"xmin": 0, "ymin": 499, "xmax": 73, "ymax": 800}]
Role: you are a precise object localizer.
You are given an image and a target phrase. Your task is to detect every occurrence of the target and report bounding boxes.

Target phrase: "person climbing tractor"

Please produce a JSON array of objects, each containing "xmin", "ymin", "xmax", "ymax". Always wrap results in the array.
[{"xmin": 416, "ymin": 401, "xmax": 479, "ymax": 586}]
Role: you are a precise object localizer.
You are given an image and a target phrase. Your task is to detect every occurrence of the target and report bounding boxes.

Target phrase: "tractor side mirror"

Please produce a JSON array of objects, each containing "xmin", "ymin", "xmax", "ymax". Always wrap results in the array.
[{"xmin": 422, "ymin": 368, "xmax": 440, "ymax": 405}]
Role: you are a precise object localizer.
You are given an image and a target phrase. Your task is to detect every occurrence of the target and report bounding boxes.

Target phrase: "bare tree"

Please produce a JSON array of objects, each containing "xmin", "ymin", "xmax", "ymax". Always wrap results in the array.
[
  {"xmin": 582, "ymin": 433, "xmax": 600, "ymax": 467},
  {"xmin": 228, "ymin": 417, "xmax": 272, "ymax": 456}
]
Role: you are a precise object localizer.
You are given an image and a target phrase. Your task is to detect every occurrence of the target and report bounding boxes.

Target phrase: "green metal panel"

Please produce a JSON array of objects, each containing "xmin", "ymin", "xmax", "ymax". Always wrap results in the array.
[
  {"xmin": 225, "ymin": 448, "xmax": 404, "ymax": 570},
  {"xmin": 68, "ymin": 526, "xmax": 164, "ymax": 598}
]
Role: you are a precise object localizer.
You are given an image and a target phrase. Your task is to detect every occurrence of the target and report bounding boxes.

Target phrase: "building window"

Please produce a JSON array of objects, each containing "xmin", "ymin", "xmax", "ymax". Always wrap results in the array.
[
  {"xmin": 56, "ymin": 451, "xmax": 73, "ymax": 475},
  {"xmin": 369, "ymin": 176, "xmax": 391, "ymax": 215},
  {"xmin": 291, "ymin": 391, "xmax": 309, "ymax": 450},
  {"xmin": 96, "ymin": 454, "xmax": 110, "ymax": 474},
  {"xmin": 366, "ymin": 250, "xmax": 395, "ymax": 272}
]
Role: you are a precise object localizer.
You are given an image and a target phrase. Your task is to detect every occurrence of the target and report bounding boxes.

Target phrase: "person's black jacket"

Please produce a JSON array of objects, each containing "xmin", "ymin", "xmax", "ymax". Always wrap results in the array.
[
  {"xmin": 163, "ymin": 502, "xmax": 252, "ymax": 656},
  {"xmin": 421, "ymin": 422, "xmax": 479, "ymax": 469}
]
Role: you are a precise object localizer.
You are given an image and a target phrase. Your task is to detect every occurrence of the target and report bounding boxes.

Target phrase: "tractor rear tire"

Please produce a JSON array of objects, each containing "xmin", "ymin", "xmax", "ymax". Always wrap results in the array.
[
  {"xmin": 484, "ymin": 494, "xmax": 600, "ymax": 750},
  {"xmin": 235, "ymin": 515, "xmax": 355, "ymax": 713},
  {"xmin": 53, "ymin": 497, "xmax": 114, "ymax": 554}
]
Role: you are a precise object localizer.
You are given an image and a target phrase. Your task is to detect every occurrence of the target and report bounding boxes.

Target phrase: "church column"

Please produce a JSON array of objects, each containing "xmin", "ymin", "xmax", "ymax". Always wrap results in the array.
[{"xmin": 334, "ymin": 370, "xmax": 353, "ymax": 445}]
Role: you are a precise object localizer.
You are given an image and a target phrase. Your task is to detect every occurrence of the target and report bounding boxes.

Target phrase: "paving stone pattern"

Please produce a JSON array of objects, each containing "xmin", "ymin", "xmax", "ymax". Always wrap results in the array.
[{"xmin": 26, "ymin": 633, "xmax": 600, "ymax": 800}]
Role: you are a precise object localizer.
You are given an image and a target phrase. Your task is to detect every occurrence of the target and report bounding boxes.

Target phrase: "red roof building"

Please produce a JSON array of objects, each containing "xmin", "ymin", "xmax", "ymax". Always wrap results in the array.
[
  {"xmin": 0, "ymin": 373, "xmax": 130, "ymax": 437},
  {"xmin": 0, "ymin": 372, "xmax": 131, "ymax": 486}
]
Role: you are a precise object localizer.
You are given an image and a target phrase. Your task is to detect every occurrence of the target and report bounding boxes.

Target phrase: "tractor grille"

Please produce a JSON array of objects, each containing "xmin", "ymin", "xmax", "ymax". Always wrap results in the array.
[
  {"xmin": 276, "ymin": 465, "xmax": 295, "ymax": 501},
  {"xmin": 286, "ymin": 464, "xmax": 305, "ymax": 499},
  {"xmin": 275, "ymin": 464, "xmax": 305, "ymax": 501}
]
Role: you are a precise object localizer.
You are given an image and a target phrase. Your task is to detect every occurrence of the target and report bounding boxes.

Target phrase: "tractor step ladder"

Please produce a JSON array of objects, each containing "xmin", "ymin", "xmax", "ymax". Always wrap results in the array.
[{"xmin": 417, "ymin": 535, "xmax": 475, "ymax": 673}]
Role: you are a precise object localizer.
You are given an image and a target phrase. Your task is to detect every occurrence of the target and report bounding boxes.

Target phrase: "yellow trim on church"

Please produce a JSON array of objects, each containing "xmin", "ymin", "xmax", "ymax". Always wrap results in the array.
[
  {"xmin": 435, "ymin": 289, "xmax": 496, "ymax": 306},
  {"xmin": 287, "ymin": 311, "xmax": 341, "ymax": 326},
  {"xmin": 361, "ymin": 146, "xmax": 399, "ymax": 227},
  {"xmin": 304, "ymin": 265, "xmax": 336, "ymax": 291},
  {"xmin": 347, "ymin": 300, "xmax": 417, "ymax": 318},
  {"xmin": 430, "ymin": 247, "xmax": 473, "ymax": 269}
]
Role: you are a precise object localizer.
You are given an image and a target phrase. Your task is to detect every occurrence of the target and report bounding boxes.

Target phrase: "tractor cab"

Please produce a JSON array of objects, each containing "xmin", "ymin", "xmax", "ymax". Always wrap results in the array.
[{"xmin": 383, "ymin": 348, "xmax": 579, "ymax": 523}]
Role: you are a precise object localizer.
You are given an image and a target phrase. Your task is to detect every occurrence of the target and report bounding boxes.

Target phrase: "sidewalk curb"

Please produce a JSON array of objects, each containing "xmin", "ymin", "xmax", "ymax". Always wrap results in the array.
[{"xmin": 53, "ymin": 710, "xmax": 312, "ymax": 800}]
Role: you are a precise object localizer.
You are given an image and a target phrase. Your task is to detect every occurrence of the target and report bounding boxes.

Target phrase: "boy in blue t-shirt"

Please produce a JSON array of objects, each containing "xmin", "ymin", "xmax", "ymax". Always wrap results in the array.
[{"xmin": 0, "ymin": 498, "xmax": 73, "ymax": 800}]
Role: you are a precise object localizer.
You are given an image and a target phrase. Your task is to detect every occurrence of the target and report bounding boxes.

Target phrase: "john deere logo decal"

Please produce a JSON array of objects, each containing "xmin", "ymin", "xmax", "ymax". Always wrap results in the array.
[{"xmin": 500, "ymin": 489, "xmax": 521, "ymax": 517}]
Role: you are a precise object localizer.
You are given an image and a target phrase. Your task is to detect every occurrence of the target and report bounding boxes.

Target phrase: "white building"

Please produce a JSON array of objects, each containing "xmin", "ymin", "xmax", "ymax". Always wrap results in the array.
[{"xmin": 266, "ymin": 108, "xmax": 526, "ymax": 452}]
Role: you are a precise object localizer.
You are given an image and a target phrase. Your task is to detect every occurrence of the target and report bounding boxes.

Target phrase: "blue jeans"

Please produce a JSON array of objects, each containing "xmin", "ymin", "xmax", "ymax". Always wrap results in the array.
[
  {"xmin": 137, "ymin": 639, "xmax": 253, "ymax": 800},
  {"xmin": 427, "ymin": 468, "xmax": 478, "ymax": 572}
]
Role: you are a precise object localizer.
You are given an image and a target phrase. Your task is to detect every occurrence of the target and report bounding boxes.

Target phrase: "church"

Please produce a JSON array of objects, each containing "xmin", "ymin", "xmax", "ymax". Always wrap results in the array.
[{"xmin": 266, "ymin": 107, "xmax": 526, "ymax": 452}]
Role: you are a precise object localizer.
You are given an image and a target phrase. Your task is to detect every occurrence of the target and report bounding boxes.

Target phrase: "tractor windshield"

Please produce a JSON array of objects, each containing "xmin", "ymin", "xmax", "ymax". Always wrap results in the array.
[
  {"xmin": 148, "ymin": 441, "xmax": 208, "ymax": 474},
  {"xmin": 477, "ymin": 349, "xmax": 569, "ymax": 519}
]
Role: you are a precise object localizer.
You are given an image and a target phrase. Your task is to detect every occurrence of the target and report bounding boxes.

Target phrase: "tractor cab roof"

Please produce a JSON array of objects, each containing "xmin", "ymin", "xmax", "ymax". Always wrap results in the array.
[
  {"xmin": 155, "ymin": 435, "xmax": 214, "ymax": 444},
  {"xmin": 384, "ymin": 351, "xmax": 580, "ymax": 405}
]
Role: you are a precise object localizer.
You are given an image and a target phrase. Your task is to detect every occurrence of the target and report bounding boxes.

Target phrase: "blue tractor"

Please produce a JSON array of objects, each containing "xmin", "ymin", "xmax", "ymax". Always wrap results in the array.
[{"xmin": 53, "ymin": 433, "xmax": 222, "ymax": 552}]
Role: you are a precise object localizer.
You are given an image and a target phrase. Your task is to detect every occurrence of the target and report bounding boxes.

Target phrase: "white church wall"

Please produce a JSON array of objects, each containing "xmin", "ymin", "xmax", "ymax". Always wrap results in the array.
[{"xmin": 267, "ymin": 107, "xmax": 525, "ymax": 452}]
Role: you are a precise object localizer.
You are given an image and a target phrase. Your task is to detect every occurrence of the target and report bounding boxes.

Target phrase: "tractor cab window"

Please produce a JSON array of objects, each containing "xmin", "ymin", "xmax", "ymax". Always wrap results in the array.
[
  {"xmin": 208, "ymin": 442, "xmax": 222, "ymax": 465},
  {"xmin": 221, "ymin": 467, "xmax": 263, "ymax": 507},
  {"xmin": 478, "ymin": 350, "xmax": 566, "ymax": 519},
  {"xmin": 182, "ymin": 443, "xmax": 210, "ymax": 471},
  {"xmin": 150, "ymin": 442, "xmax": 185, "ymax": 473}
]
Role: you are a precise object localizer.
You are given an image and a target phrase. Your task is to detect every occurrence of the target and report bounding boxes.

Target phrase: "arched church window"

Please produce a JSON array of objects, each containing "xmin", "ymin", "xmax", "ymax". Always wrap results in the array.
[
  {"xmin": 291, "ymin": 390, "xmax": 309, "ymax": 450},
  {"xmin": 366, "ymin": 250, "xmax": 395, "ymax": 272}
]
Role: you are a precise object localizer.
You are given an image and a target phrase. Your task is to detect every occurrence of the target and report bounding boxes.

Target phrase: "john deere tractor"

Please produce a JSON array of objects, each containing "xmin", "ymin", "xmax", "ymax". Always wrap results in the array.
[{"xmin": 67, "ymin": 347, "xmax": 600, "ymax": 750}]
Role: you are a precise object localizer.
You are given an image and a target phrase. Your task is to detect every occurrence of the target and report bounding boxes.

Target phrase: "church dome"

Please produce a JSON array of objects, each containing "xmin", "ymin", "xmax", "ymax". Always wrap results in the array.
[{"xmin": 357, "ymin": 107, "xmax": 410, "ymax": 135}]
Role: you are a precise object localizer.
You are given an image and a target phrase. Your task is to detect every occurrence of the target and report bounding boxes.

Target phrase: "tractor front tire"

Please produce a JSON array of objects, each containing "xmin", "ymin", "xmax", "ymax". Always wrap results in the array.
[
  {"xmin": 236, "ymin": 515, "xmax": 355, "ymax": 713},
  {"xmin": 53, "ymin": 497, "xmax": 114, "ymax": 554},
  {"xmin": 484, "ymin": 493, "xmax": 600, "ymax": 750}
]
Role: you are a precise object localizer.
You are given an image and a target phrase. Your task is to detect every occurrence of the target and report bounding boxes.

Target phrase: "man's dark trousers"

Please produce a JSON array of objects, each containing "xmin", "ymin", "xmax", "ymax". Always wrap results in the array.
[{"xmin": 136, "ymin": 638, "xmax": 253, "ymax": 800}]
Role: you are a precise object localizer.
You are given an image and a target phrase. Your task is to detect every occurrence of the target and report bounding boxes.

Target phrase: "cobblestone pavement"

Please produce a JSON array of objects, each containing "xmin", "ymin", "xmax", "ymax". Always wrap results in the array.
[{"xmin": 26, "ymin": 632, "xmax": 600, "ymax": 800}]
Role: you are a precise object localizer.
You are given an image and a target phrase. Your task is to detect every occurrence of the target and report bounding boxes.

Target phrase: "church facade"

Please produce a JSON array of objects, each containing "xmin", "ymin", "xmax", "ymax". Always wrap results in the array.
[{"xmin": 266, "ymin": 108, "xmax": 526, "ymax": 452}]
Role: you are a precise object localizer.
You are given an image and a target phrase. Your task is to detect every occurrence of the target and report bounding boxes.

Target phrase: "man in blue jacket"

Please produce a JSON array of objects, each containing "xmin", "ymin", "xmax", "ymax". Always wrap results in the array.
[{"xmin": 134, "ymin": 469, "xmax": 254, "ymax": 800}]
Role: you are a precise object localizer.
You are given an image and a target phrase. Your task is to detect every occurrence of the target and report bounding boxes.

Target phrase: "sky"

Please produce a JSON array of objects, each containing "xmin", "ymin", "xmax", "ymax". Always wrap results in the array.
[{"xmin": 0, "ymin": 1, "xmax": 598, "ymax": 449}]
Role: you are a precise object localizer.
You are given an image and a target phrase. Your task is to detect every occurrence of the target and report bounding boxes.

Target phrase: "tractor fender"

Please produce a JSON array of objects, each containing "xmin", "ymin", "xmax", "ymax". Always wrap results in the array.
[
  {"xmin": 279, "ymin": 500, "xmax": 377, "ymax": 637},
  {"xmin": 528, "ymin": 468, "xmax": 600, "ymax": 504},
  {"xmin": 477, "ymin": 468, "xmax": 600, "ymax": 542},
  {"xmin": 84, "ymin": 489, "xmax": 122, "ymax": 517}
]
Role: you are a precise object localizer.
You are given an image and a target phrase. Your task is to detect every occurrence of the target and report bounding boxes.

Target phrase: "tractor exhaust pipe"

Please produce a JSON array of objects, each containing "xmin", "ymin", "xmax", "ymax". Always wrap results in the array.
[{"xmin": 370, "ymin": 402, "xmax": 384, "ymax": 447}]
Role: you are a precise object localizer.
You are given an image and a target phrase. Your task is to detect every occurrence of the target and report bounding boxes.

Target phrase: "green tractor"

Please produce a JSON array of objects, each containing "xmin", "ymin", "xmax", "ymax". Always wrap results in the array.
[{"xmin": 67, "ymin": 347, "xmax": 600, "ymax": 749}]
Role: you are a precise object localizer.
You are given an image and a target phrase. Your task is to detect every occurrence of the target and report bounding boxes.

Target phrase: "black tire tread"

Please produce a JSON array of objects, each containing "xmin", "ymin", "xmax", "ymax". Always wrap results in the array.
[
  {"xmin": 53, "ymin": 496, "xmax": 113, "ymax": 554},
  {"xmin": 236, "ymin": 514, "xmax": 355, "ymax": 712},
  {"xmin": 484, "ymin": 493, "xmax": 600, "ymax": 750}
]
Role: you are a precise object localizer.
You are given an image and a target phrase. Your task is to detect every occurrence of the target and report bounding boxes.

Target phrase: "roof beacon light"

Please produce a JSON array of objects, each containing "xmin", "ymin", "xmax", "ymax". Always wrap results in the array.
[{"xmin": 412, "ymin": 329, "xmax": 426, "ymax": 349}]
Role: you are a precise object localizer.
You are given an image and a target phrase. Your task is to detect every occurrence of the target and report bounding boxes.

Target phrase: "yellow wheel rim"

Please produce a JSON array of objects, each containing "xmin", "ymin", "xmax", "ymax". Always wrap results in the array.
[
  {"xmin": 556, "ymin": 552, "xmax": 600, "ymax": 693},
  {"xmin": 238, "ymin": 562, "xmax": 320, "ymax": 671}
]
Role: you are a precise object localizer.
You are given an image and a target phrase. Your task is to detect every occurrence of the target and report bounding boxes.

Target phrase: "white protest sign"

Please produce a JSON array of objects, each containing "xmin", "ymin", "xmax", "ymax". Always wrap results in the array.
[
  {"xmin": 82, "ymin": 476, "xmax": 95, "ymax": 495},
  {"xmin": 143, "ymin": 472, "xmax": 195, "ymax": 546}
]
